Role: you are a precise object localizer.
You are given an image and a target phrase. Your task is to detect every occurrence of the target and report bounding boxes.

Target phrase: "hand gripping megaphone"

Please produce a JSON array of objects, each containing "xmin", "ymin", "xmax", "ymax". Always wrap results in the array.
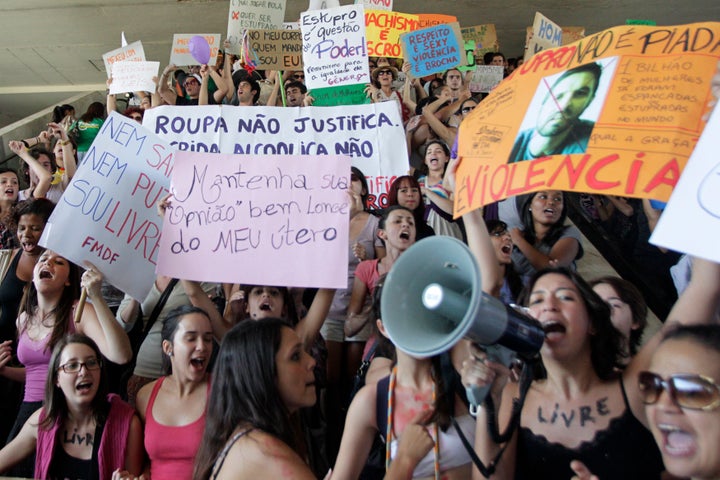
[{"xmin": 380, "ymin": 236, "xmax": 544, "ymax": 407}]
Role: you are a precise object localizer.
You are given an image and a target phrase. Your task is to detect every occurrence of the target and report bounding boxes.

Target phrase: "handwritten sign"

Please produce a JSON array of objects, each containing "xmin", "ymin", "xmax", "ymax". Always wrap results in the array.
[
  {"xmin": 310, "ymin": 84, "xmax": 371, "ymax": 106},
  {"xmin": 170, "ymin": 34, "xmax": 221, "ymax": 66},
  {"xmin": 650, "ymin": 104, "xmax": 720, "ymax": 260},
  {"xmin": 355, "ymin": 0, "xmax": 392, "ymax": 11},
  {"xmin": 226, "ymin": 0, "xmax": 287, "ymax": 54},
  {"xmin": 525, "ymin": 12, "xmax": 563, "ymax": 61},
  {"xmin": 401, "ymin": 22, "xmax": 466, "ymax": 77},
  {"xmin": 157, "ymin": 153, "xmax": 350, "ymax": 288},
  {"xmin": 102, "ymin": 41, "xmax": 146, "ymax": 79},
  {"xmin": 110, "ymin": 61, "xmax": 159, "ymax": 95},
  {"xmin": 469, "ymin": 65, "xmax": 504, "ymax": 93},
  {"xmin": 455, "ymin": 22, "xmax": 720, "ymax": 216},
  {"xmin": 142, "ymin": 103, "xmax": 408, "ymax": 209},
  {"xmin": 40, "ymin": 112, "xmax": 174, "ymax": 300},
  {"xmin": 246, "ymin": 29, "xmax": 303, "ymax": 70},
  {"xmin": 365, "ymin": 9, "xmax": 418, "ymax": 58},
  {"xmin": 301, "ymin": 4, "xmax": 369, "ymax": 89}
]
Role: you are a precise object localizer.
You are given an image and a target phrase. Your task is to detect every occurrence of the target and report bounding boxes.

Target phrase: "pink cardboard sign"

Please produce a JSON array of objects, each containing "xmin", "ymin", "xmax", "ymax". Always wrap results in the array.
[{"xmin": 157, "ymin": 152, "xmax": 351, "ymax": 288}]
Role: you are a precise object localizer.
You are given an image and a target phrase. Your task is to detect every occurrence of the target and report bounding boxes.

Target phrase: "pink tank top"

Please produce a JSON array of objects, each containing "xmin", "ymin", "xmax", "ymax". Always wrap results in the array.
[
  {"xmin": 17, "ymin": 321, "xmax": 75, "ymax": 402},
  {"xmin": 145, "ymin": 376, "xmax": 209, "ymax": 480}
]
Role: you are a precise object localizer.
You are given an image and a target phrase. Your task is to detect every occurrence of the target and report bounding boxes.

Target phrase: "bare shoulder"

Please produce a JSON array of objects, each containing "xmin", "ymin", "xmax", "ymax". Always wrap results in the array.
[
  {"xmin": 215, "ymin": 429, "xmax": 315, "ymax": 480},
  {"xmin": 135, "ymin": 379, "xmax": 159, "ymax": 421}
]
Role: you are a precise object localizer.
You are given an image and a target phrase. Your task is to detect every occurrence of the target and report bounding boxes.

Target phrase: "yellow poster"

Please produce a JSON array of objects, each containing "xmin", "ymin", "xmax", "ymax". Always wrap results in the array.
[
  {"xmin": 365, "ymin": 10, "xmax": 419, "ymax": 58},
  {"xmin": 456, "ymin": 22, "xmax": 720, "ymax": 216}
]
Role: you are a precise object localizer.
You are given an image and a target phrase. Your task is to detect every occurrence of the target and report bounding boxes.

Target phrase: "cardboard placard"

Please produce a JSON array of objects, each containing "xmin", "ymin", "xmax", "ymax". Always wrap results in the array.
[
  {"xmin": 157, "ymin": 152, "xmax": 350, "ymax": 288},
  {"xmin": 246, "ymin": 29, "xmax": 303, "ymax": 70},
  {"xmin": 301, "ymin": 4, "xmax": 369, "ymax": 89},
  {"xmin": 40, "ymin": 112, "xmax": 175, "ymax": 300},
  {"xmin": 142, "ymin": 103, "xmax": 408, "ymax": 208},
  {"xmin": 455, "ymin": 22, "xmax": 720, "ymax": 216}
]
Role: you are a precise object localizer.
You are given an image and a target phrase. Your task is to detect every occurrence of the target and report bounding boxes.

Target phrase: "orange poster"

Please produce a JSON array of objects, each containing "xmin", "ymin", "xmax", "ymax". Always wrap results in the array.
[
  {"xmin": 417, "ymin": 13, "xmax": 457, "ymax": 29},
  {"xmin": 456, "ymin": 22, "xmax": 720, "ymax": 216}
]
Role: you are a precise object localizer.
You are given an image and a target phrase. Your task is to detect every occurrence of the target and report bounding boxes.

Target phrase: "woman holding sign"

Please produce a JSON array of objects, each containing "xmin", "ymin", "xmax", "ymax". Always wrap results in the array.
[{"xmin": 0, "ymin": 252, "xmax": 131, "ymax": 476}]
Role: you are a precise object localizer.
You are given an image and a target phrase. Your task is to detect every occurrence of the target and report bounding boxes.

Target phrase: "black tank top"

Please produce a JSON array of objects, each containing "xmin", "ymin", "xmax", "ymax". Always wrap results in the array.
[
  {"xmin": 48, "ymin": 420, "xmax": 103, "ymax": 480},
  {"xmin": 514, "ymin": 379, "xmax": 664, "ymax": 479},
  {"xmin": 0, "ymin": 250, "xmax": 24, "ymax": 342}
]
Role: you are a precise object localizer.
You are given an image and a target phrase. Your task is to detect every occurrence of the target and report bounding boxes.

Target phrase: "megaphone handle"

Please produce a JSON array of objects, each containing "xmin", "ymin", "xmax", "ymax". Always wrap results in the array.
[
  {"xmin": 466, "ymin": 344, "xmax": 516, "ymax": 414},
  {"xmin": 467, "ymin": 384, "xmax": 492, "ymax": 416}
]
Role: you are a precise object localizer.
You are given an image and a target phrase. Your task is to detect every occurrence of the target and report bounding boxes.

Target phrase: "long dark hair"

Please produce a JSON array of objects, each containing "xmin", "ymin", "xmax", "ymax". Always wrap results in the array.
[
  {"xmin": 351, "ymin": 166, "xmax": 370, "ymax": 211},
  {"xmin": 80, "ymin": 102, "xmax": 105, "ymax": 122},
  {"xmin": 418, "ymin": 140, "xmax": 451, "ymax": 177},
  {"xmin": 161, "ymin": 305, "xmax": 212, "ymax": 375},
  {"xmin": 520, "ymin": 191, "xmax": 570, "ymax": 248},
  {"xmin": 589, "ymin": 276, "xmax": 648, "ymax": 356},
  {"xmin": 19, "ymin": 253, "xmax": 81, "ymax": 353},
  {"xmin": 40, "ymin": 334, "xmax": 108, "ymax": 430},
  {"xmin": 193, "ymin": 318, "xmax": 301, "ymax": 480},
  {"xmin": 519, "ymin": 267, "xmax": 625, "ymax": 380},
  {"xmin": 387, "ymin": 175, "xmax": 426, "ymax": 228}
]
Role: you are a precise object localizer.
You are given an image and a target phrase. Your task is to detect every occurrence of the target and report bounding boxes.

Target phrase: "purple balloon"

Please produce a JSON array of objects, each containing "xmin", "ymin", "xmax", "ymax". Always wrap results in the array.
[{"xmin": 189, "ymin": 35, "xmax": 211, "ymax": 65}]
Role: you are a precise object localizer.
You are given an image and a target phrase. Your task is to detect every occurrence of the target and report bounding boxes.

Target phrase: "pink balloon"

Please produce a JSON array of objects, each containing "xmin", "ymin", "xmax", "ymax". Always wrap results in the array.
[{"xmin": 189, "ymin": 35, "xmax": 211, "ymax": 65}]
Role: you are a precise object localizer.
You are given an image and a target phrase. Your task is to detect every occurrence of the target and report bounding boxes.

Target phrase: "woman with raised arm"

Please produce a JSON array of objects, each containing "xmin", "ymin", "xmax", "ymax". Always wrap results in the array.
[
  {"xmin": 0, "ymin": 252, "xmax": 132, "ymax": 476},
  {"xmin": 134, "ymin": 305, "xmax": 214, "ymax": 480},
  {"xmin": 462, "ymin": 219, "xmax": 720, "ymax": 478}
]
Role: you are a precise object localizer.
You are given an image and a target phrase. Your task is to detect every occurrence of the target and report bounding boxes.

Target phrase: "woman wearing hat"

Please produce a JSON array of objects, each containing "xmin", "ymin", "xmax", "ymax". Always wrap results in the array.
[{"xmin": 366, "ymin": 65, "xmax": 410, "ymax": 124}]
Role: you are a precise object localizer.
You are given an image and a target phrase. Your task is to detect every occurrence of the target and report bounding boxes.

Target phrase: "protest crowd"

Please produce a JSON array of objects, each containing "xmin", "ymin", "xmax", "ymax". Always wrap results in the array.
[{"xmin": 1, "ymin": 3, "xmax": 720, "ymax": 480}]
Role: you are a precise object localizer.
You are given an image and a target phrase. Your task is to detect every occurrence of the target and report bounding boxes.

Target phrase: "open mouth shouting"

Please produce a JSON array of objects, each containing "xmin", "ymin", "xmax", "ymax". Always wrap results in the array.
[
  {"xmin": 541, "ymin": 321, "xmax": 566, "ymax": 340},
  {"xmin": 656, "ymin": 422, "xmax": 696, "ymax": 457},
  {"xmin": 190, "ymin": 356, "xmax": 207, "ymax": 371}
]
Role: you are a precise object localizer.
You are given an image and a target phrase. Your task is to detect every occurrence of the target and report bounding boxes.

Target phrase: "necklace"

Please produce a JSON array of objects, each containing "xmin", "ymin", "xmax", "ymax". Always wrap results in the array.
[{"xmin": 385, "ymin": 366, "xmax": 440, "ymax": 479}]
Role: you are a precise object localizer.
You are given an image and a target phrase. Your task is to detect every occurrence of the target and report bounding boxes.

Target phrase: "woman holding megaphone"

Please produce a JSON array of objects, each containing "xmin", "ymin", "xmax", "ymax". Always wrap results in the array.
[
  {"xmin": 459, "ymin": 187, "xmax": 720, "ymax": 477},
  {"xmin": 332, "ymin": 174, "xmax": 504, "ymax": 480}
]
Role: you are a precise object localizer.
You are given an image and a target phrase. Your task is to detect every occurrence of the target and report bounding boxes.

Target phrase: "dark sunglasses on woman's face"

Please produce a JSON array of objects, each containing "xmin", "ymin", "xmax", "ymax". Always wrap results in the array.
[
  {"xmin": 638, "ymin": 371, "xmax": 720, "ymax": 411},
  {"xmin": 350, "ymin": 173, "xmax": 360, "ymax": 182}
]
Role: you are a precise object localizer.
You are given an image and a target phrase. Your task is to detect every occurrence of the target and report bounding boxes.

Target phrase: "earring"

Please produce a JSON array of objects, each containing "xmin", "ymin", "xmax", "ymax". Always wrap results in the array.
[{"xmin": 167, "ymin": 351, "xmax": 173, "ymax": 357}]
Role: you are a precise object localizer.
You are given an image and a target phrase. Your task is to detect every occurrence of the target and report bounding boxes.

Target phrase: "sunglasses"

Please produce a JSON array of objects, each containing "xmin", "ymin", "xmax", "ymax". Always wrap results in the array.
[
  {"xmin": 638, "ymin": 371, "xmax": 720, "ymax": 411},
  {"xmin": 350, "ymin": 173, "xmax": 361, "ymax": 182},
  {"xmin": 58, "ymin": 358, "xmax": 102, "ymax": 374},
  {"xmin": 377, "ymin": 70, "xmax": 393, "ymax": 76},
  {"xmin": 184, "ymin": 80, "xmax": 199, "ymax": 87},
  {"xmin": 293, "ymin": 74, "xmax": 305, "ymax": 79}
]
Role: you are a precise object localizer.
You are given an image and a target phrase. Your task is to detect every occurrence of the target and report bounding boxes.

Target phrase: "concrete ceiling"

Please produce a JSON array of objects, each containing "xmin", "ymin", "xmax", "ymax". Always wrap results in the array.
[{"xmin": 0, "ymin": 0, "xmax": 718, "ymax": 127}]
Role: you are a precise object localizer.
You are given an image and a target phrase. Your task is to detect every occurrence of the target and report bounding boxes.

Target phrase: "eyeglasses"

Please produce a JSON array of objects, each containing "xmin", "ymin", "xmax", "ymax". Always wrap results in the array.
[
  {"xmin": 377, "ymin": 70, "xmax": 393, "ymax": 76},
  {"xmin": 461, "ymin": 106, "xmax": 475, "ymax": 114},
  {"xmin": 58, "ymin": 358, "xmax": 102, "ymax": 374},
  {"xmin": 638, "ymin": 371, "xmax": 720, "ymax": 411}
]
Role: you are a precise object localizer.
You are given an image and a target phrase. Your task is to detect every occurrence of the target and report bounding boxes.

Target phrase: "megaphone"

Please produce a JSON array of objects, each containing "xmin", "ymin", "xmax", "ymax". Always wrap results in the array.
[{"xmin": 380, "ymin": 236, "xmax": 544, "ymax": 406}]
